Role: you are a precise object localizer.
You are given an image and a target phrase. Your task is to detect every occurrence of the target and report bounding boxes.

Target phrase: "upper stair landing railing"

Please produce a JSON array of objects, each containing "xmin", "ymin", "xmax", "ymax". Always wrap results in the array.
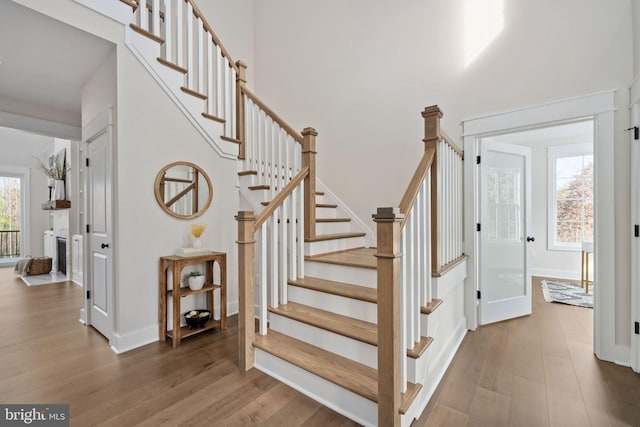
[
  {"xmin": 375, "ymin": 105, "xmax": 464, "ymax": 426},
  {"xmin": 120, "ymin": 0, "xmax": 317, "ymax": 236},
  {"xmin": 123, "ymin": 0, "xmax": 240, "ymax": 143}
]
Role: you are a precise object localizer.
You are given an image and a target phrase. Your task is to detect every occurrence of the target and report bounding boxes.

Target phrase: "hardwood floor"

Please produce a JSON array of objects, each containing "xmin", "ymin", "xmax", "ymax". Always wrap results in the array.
[
  {"xmin": 413, "ymin": 276, "xmax": 640, "ymax": 427},
  {"xmin": 4, "ymin": 268, "xmax": 640, "ymax": 426},
  {"xmin": 0, "ymin": 268, "xmax": 357, "ymax": 426}
]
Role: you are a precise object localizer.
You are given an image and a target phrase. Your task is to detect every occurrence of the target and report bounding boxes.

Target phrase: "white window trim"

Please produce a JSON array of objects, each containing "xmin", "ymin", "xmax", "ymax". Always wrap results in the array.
[
  {"xmin": 0, "ymin": 165, "xmax": 31, "ymax": 261},
  {"xmin": 547, "ymin": 143, "xmax": 593, "ymax": 251}
]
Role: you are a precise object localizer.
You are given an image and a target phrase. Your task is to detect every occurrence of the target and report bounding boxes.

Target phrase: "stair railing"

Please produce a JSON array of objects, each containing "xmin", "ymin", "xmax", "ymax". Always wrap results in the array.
[
  {"xmin": 375, "ymin": 105, "xmax": 464, "ymax": 425},
  {"xmin": 236, "ymin": 166, "xmax": 307, "ymax": 371},
  {"xmin": 121, "ymin": 0, "xmax": 317, "ymax": 234},
  {"xmin": 124, "ymin": 0, "xmax": 240, "ymax": 142}
]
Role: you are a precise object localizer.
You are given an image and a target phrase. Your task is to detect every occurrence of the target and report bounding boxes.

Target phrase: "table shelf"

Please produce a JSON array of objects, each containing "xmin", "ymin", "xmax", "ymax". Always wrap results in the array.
[{"xmin": 159, "ymin": 252, "xmax": 227, "ymax": 347}]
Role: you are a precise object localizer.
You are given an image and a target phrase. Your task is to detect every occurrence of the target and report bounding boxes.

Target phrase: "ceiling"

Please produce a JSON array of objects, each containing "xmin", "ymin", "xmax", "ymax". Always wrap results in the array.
[{"xmin": 0, "ymin": 0, "xmax": 115, "ymax": 118}]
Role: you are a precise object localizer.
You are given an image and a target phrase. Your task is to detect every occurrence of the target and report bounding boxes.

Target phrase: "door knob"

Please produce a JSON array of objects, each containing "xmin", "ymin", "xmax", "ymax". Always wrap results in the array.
[
  {"xmin": 526, "ymin": 236, "xmax": 535, "ymax": 242},
  {"xmin": 101, "ymin": 243, "xmax": 110, "ymax": 249}
]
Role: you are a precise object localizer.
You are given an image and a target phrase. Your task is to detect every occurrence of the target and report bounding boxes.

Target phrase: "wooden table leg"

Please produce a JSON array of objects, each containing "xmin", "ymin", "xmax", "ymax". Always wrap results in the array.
[
  {"xmin": 585, "ymin": 252, "xmax": 590, "ymax": 294},
  {"xmin": 221, "ymin": 255, "xmax": 227, "ymax": 330},
  {"xmin": 159, "ymin": 260, "xmax": 167, "ymax": 342},
  {"xmin": 172, "ymin": 263, "xmax": 182, "ymax": 348},
  {"xmin": 581, "ymin": 250, "xmax": 585, "ymax": 289}
]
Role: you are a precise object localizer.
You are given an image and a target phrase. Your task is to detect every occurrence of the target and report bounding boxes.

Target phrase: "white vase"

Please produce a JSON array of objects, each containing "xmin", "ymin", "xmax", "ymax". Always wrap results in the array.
[
  {"xmin": 188, "ymin": 275, "xmax": 205, "ymax": 290},
  {"xmin": 53, "ymin": 179, "xmax": 65, "ymax": 201},
  {"xmin": 192, "ymin": 237, "xmax": 202, "ymax": 248}
]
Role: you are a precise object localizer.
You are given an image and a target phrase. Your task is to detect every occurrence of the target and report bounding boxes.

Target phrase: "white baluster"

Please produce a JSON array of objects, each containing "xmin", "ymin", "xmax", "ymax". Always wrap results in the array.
[
  {"xmin": 289, "ymin": 174, "xmax": 298, "ymax": 281},
  {"xmin": 414, "ymin": 190, "xmax": 422, "ymax": 344},
  {"xmin": 297, "ymin": 184, "xmax": 304, "ymax": 278},
  {"xmin": 231, "ymin": 67, "xmax": 237, "ymax": 139},
  {"xmin": 175, "ymin": 0, "xmax": 183, "ymax": 68},
  {"xmin": 216, "ymin": 45, "xmax": 223, "ymax": 117},
  {"xmin": 422, "ymin": 178, "xmax": 430, "ymax": 306},
  {"xmin": 252, "ymin": 102, "xmax": 258, "ymax": 172},
  {"xmin": 197, "ymin": 21, "xmax": 205, "ymax": 94},
  {"xmin": 426, "ymin": 173, "xmax": 433, "ymax": 304},
  {"xmin": 186, "ymin": 2, "xmax": 194, "ymax": 89},
  {"xmin": 139, "ymin": 0, "xmax": 148, "ymax": 30},
  {"xmin": 207, "ymin": 37, "xmax": 214, "ymax": 115},
  {"xmin": 225, "ymin": 61, "xmax": 232, "ymax": 136},
  {"xmin": 407, "ymin": 211, "xmax": 415, "ymax": 348},
  {"xmin": 164, "ymin": 0, "xmax": 172, "ymax": 61},
  {"xmin": 258, "ymin": 110, "xmax": 265, "ymax": 179},
  {"xmin": 260, "ymin": 223, "xmax": 268, "ymax": 335},
  {"xmin": 270, "ymin": 211, "xmax": 278, "ymax": 307},
  {"xmin": 152, "ymin": 0, "xmax": 160, "ymax": 36},
  {"xmin": 279, "ymin": 196, "xmax": 288, "ymax": 305}
]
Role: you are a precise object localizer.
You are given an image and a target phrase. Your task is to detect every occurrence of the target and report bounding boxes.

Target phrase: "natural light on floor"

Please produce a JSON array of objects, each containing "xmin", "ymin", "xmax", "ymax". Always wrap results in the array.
[{"xmin": 464, "ymin": 0, "xmax": 504, "ymax": 67}]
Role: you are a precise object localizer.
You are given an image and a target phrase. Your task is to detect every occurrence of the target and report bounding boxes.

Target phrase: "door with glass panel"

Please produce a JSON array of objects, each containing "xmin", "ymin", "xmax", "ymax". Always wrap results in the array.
[{"xmin": 479, "ymin": 141, "xmax": 532, "ymax": 325}]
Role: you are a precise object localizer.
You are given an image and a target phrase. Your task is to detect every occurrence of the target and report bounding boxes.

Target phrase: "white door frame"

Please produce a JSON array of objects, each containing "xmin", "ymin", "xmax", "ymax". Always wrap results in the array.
[
  {"xmin": 462, "ymin": 90, "xmax": 621, "ymax": 363},
  {"xmin": 0, "ymin": 165, "xmax": 30, "ymax": 259},
  {"xmin": 80, "ymin": 106, "xmax": 116, "ymax": 348},
  {"xmin": 630, "ymin": 78, "xmax": 640, "ymax": 372}
]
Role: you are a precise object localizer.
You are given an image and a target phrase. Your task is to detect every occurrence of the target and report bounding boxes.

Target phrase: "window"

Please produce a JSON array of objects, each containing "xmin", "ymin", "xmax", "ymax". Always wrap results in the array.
[{"xmin": 548, "ymin": 143, "xmax": 593, "ymax": 250}]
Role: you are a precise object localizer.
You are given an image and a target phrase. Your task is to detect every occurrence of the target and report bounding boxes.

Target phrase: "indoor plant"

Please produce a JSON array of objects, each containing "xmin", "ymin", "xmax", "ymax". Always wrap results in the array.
[
  {"xmin": 35, "ymin": 154, "xmax": 67, "ymax": 200},
  {"xmin": 190, "ymin": 222, "xmax": 206, "ymax": 248},
  {"xmin": 185, "ymin": 271, "xmax": 205, "ymax": 290}
]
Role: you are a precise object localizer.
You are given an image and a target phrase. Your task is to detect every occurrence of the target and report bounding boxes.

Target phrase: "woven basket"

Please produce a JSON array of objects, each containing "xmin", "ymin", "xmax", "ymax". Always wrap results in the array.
[{"xmin": 28, "ymin": 257, "xmax": 52, "ymax": 275}]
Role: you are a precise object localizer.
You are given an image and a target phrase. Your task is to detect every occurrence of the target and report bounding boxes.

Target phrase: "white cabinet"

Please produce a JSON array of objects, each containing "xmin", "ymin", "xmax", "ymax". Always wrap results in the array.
[
  {"xmin": 44, "ymin": 230, "xmax": 57, "ymax": 272},
  {"xmin": 71, "ymin": 234, "xmax": 83, "ymax": 285}
]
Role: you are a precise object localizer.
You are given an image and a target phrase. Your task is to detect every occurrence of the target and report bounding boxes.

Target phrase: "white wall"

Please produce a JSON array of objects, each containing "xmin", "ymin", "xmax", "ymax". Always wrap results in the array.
[
  {"xmin": 633, "ymin": 0, "xmax": 640, "ymax": 79},
  {"xmin": 197, "ymin": 0, "xmax": 254, "ymax": 85},
  {"xmin": 0, "ymin": 127, "xmax": 52, "ymax": 256},
  {"xmin": 252, "ymin": 0, "xmax": 633, "ymax": 347}
]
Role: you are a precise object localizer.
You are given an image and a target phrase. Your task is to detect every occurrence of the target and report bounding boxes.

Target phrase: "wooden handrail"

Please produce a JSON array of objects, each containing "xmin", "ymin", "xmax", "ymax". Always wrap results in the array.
[
  {"xmin": 241, "ymin": 86, "xmax": 304, "ymax": 145},
  {"xmin": 253, "ymin": 166, "xmax": 309, "ymax": 231},
  {"xmin": 187, "ymin": 0, "xmax": 239, "ymax": 74},
  {"xmin": 398, "ymin": 148, "xmax": 435, "ymax": 229}
]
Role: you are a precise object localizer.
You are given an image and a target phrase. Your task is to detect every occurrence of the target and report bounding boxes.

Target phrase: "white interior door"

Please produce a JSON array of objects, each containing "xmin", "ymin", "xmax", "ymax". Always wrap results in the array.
[
  {"xmin": 479, "ymin": 140, "xmax": 532, "ymax": 325},
  {"xmin": 631, "ymin": 102, "xmax": 640, "ymax": 373},
  {"xmin": 84, "ymin": 109, "xmax": 113, "ymax": 340}
]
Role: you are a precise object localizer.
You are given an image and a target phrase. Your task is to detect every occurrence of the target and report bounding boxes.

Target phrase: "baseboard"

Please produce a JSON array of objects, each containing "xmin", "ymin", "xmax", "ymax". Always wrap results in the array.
[
  {"xmin": 402, "ymin": 317, "xmax": 467, "ymax": 426},
  {"xmin": 531, "ymin": 268, "xmax": 582, "ymax": 282},
  {"xmin": 110, "ymin": 325, "xmax": 159, "ymax": 354}
]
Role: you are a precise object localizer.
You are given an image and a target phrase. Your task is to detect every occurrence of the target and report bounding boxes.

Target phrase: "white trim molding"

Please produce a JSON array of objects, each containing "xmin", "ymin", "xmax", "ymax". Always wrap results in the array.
[{"xmin": 463, "ymin": 91, "xmax": 619, "ymax": 364}]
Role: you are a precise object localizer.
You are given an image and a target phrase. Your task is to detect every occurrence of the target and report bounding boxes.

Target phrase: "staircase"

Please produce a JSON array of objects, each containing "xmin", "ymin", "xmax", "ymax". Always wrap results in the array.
[{"xmin": 93, "ymin": 1, "xmax": 468, "ymax": 425}]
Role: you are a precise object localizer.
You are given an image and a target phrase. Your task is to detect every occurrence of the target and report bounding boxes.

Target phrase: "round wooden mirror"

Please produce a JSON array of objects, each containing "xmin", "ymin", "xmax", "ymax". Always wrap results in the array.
[{"xmin": 154, "ymin": 161, "xmax": 213, "ymax": 219}]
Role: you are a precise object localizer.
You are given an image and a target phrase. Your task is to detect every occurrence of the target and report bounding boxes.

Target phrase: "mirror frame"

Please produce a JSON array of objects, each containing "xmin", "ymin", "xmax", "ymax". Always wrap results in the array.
[{"xmin": 154, "ymin": 161, "xmax": 213, "ymax": 219}]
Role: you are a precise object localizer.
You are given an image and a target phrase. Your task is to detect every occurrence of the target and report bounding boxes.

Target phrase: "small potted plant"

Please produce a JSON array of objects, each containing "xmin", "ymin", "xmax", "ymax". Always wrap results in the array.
[{"xmin": 185, "ymin": 271, "xmax": 205, "ymax": 290}]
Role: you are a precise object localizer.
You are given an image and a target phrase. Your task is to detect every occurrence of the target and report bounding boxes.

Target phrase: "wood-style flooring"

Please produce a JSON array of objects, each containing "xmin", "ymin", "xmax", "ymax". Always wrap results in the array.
[
  {"xmin": 3, "ymin": 267, "xmax": 640, "ymax": 426},
  {"xmin": 413, "ymin": 276, "xmax": 640, "ymax": 427},
  {"xmin": 0, "ymin": 268, "xmax": 357, "ymax": 426}
]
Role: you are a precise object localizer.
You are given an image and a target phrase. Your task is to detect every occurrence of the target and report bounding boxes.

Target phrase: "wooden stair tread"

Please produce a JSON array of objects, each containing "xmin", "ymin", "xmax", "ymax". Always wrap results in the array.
[
  {"xmin": 304, "ymin": 232, "xmax": 365, "ymax": 242},
  {"xmin": 407, "ymin": 336, "xmax": 434, "ymax": 359},
  {"xmin": 180, "ymin": 86, "xmax": 207, "ymax": 100},
  {"xmin": 202, "ymin": 112, "xmax": 226, "ymax": 123},
  {"xmin": 317, "ymin": 203, "xmax": 338, "ymax": 208},
  {"xmin": 421, "ymin": 298, "xmax": 443, "ymax": 315},
  {"xmin": 157, "ymin": 57, "xmax": 187, "ymax": 74},
  {"xmin": 130, "ymin": 23, "xmax": 164, "ymax": 44},
  {"xmin": 221, "ymin": 135, "xmax": 242, "ymax": 144},
  {"xmin": 254, "ymin": 330, "xmax": 421, "ymax": 409},
  {"xmin": 269, "ymin": 302, "xmax": 377, "ymax": 346},
  {"xmin": 305, "ymin": 247, "xmax": 377, "ymax": 269},
  {"xmin": 315, "ymin": 191, "xmax": 325, "ymax": 196},
  {"xmin": 316, "ymin": 218, "xmax": 351, "ymax": 223},
  {"xmin": 255, "ymin": 330, "xmax": 377, "ymax": 401},
  {"xmin": 248, "ymin": 185, "xmax": 270, "ymax": 190},
  {"xmin": 238, "ymin": 170, "xmax": 257, "ymax": 176},
  {"xmin": 288, "ymin": 276, "xmax": 377, "ymax": 304}
]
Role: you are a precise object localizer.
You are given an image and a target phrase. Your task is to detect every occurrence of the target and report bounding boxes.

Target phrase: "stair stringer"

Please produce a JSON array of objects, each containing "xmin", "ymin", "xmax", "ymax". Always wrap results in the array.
[
  {"xmin": 255, "ymin": 349, "xmax": 378, "ymax": 427},
  {"xmin": 124, "ymin": 26, "xmax": 238, "ymax": 160}
]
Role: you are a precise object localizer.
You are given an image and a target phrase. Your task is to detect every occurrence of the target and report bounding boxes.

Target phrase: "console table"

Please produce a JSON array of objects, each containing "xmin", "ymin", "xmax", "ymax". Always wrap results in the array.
[{"xmin": 159, "ymin": 252, "xmax": 227, "ymax": 347}]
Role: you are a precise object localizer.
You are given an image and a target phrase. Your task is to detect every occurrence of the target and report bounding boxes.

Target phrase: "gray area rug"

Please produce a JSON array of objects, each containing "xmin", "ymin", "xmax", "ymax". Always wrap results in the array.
[{"xmin": 541, "ymin": 280, "xmax": 593, "ymax": 308}]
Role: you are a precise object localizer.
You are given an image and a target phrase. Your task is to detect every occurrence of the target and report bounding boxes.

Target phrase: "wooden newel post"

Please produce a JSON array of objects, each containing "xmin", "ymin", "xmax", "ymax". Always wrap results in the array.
[
  {"xmin": 373, "ymin": 207, "xmax": 404, "ymax": 427},
  {"xmin": 236, "ymin": 60, "xmax": 248, "ymax": 160},
  {"xmin": 236, "ymin": 210, "xmax": 256, "ymax": 371},
  {"xmin": 302, "ymin": 127, "xmax": 318, "ymax": 240},
  {"xmin": 422, "ymin": 105, "xmax": 443, "ymax": 273}
]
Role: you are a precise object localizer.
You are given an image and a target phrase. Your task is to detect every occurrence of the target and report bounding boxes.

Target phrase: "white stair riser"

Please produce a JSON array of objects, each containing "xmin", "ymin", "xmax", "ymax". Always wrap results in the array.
[
  {"xmin": 316, "ymin": 221, "xmax": 351, "ymax": 235},
  {"xmin": 305, "ymin": 236, "xmax": 366, "ymax": 256},
  {"xmin": 304, "ymin": 260, "xmax": 377, "ymax": 288},
  {"xmin": 316, "ymin": 195, "xmax": 326, "ymax": 204},
  {"xmin": 421, "ymin": 311, "xmax": 439, "ymax": 339},
  {"xmin": 238, "ymin": 173, "xmax": 258, "ymax": 187},
  {"xmin": 287, "ymin": 285, "xmax": 377, "ymax": 323},
  {"xmin": 407, "ymin": 344, "xmax": 435, "ymax": 385},
  {"xmin": 255, "ymin": 349, "xmax": 377, "ymax": 427},
  {"xmin": 316, "ymin": 206, "xmax": 338, "ymax": 219},
  {"xmin": 268, "ymin": 313, "xmax": 377, "ymax": 369}
]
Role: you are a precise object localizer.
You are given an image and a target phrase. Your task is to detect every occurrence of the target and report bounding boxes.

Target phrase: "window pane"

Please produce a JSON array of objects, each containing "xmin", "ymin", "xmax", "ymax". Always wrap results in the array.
[
  {"xmin": 556, "ymin": 157, "xmax": 581, "ymax": 178},
  {"xmin": 556, "ymin": 221, "xmax": 583, "ymax": 243},
  {"xmin": 557, "ymin": 199, "xmax": 582, "ymax": 222}
]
